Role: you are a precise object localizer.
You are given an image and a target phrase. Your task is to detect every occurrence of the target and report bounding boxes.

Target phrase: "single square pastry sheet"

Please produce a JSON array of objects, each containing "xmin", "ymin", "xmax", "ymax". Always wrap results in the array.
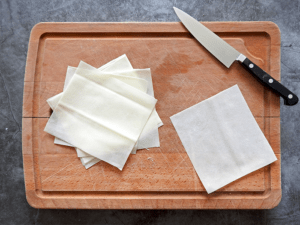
[{"xmin": 170, "ymin": 85, "xmax": 277, "ymax": 194}]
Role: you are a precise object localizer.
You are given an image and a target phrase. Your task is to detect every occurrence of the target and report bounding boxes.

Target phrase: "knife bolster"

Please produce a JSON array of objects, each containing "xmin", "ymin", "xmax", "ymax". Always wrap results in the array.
[{"xmin": 236, "ymin": 54, "xmax": 246, "ymax": 63}]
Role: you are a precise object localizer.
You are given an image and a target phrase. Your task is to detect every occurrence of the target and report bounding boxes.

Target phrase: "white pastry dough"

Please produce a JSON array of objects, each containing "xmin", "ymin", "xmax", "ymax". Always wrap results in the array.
[
  {"xmin": 45, "ymin": 73, "xmax": 157, "ymax": 170},
  {"xmin": 170, "ymin": 85, "xmax": 277, "ymax": 194},
  {"xmin": 47, "ymin": 59, "xmax": 162, "ymax": 163},
  {"xmin": 80, "ymin": 156, "xmax": 94, "ymax": 165},
  {"xmin": 48, "ymin": 68, "xmax": 149, "ymax": 161},
  {"xmin": 76, "ymin": 148, "xmax": 92, "ymax": 158},
  {"xmin": 46, "ymin": 55, "xmax": 162, "ymax": 169},
  {"xmin": 84, "ymin": 158, "xmax": 101, "ymax": 169}
]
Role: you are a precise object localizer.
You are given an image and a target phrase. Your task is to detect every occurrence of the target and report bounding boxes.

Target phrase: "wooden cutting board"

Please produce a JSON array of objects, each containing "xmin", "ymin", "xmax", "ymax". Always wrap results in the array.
[{"xmin": 22, "ymin": 22, "xmax": 281, "ymax": 209}]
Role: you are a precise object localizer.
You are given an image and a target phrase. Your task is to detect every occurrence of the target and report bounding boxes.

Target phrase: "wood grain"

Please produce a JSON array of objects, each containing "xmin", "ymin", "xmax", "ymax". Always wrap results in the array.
[{"xmin": 22, "ymin": 22, "xmax": 281, "ymax": 209}]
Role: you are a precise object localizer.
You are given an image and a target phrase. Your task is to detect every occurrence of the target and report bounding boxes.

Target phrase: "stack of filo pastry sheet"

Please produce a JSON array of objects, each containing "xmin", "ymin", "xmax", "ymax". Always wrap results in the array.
[{"xmin": 44, "ymin": 55, "xmax": 163, "ymax": 170}]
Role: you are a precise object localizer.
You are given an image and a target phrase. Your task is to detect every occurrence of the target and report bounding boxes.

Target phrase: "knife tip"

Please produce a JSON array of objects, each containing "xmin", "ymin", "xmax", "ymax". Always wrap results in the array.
[{"xmin": 173, "ymin": 7, "xmax": 183, "ymax": 15}]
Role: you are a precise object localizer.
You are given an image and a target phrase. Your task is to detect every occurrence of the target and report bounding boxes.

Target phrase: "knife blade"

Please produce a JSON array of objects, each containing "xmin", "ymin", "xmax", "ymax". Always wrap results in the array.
[{"xmin": 174, "ymin": 7, "xmax": 298, "ymax": 106}]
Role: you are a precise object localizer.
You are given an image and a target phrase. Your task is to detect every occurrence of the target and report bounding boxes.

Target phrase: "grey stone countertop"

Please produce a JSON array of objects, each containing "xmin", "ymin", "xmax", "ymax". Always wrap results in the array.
[{"xmin": 1, "ymin": 0, "xmax": 299, "ymax": 224}]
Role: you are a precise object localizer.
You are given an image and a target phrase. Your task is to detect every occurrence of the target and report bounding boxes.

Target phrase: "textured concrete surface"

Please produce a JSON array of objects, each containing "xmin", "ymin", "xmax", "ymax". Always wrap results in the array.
[{"xmin": 1, "ymin": 0, "xmax": 300, "ymax": 224}]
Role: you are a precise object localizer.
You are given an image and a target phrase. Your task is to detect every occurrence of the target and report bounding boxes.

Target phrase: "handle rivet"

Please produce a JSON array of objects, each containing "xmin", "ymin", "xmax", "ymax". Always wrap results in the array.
[
  {"xmin": 249, "ymin": 64, "xmax": 254, "ymax": 68},
  {"xmin": 269, "ymin": 79, "xmax": 273, "ymax": 83},
  {"xmin": 288, "ymin": 94, "xmax": 293, "ymax": 99}
]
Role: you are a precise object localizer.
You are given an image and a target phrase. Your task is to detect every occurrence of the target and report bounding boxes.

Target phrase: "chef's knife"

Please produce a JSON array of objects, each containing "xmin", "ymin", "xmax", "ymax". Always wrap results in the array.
[{"xmin": 174, "ymin": 7, "xmax": 298, "ymax": 106}]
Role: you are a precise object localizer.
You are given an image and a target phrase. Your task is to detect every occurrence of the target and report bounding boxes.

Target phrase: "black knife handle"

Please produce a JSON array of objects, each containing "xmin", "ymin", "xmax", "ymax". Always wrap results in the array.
[{"xmin": 240, "ymin": 58, "xmax": 298, "ymax": 106}]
